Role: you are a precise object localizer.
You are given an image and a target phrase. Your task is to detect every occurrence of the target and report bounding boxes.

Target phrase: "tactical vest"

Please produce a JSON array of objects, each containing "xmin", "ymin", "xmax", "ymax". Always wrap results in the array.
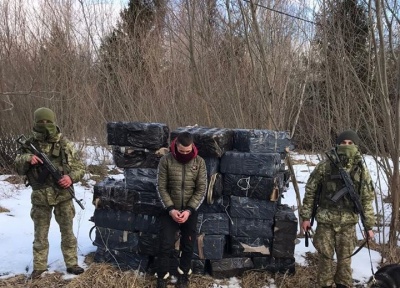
[
  {"xmin": 25, "ymin": 137, "xmax": 70, "ymax": 190},
  {"xmin": 319, "ymin": 160, "xmax": 363, "ymax": 212}
]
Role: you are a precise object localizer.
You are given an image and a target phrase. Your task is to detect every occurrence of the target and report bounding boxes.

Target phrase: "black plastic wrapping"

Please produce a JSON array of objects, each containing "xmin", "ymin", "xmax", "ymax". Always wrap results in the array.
[
  {"xmin": 132, "ymin": 214, "xmax": 160, "ymax": 234},
  {"xmin": 274, "ymin": 257, "xmax": 296, "ymax": 275},
  {"xmin": 252, "ymin": 256, "xmax": 274, "ymax": 270},
  {"xmin": 232, "ymin": 129, "xmax": 294, "ymax": 153},
  {"xmin": 229, "ymin": 196, "xmax": 277, "ymax": 220},
  {"xmin": 94, "ymin": 246, "xmax": 149, "ymax": 271},
  {"xmin": 193, "ymin": 234, "xmax": 226, "ymax": 260},
  {"xmin": 170, "ymin": 126, "xmax": 234, "ymax": 157},
  {"xmin": 210, "ymin": 257, "xmax": 254, "ymax": 279},
  {"xmin": 230, "ymin": 218, "xmax": 274, "ymax": 238},
  {"xmin": 124, "ymin": 168, "xmax": 157, "ymax": 192},
  {"xmin": 197, "ymin": 213, "xmax": 230, "ymax": 235},
  {"xmin": 93, "ymin": 209, "xmax": 160, "ymax": 233},
  {"xmin": 204, "ymin": 157, "xmax": 220, "ymax": 176},
  {"xmin": 272, "ymin": 205, "xmax": 298, "ymax": 258},
  {"xmin": 229, "ymin": 236, "xmax": 272, "ymax": 257},
  {"xmin": 220, "ymin": 151, "xmax": 281, "ymax": 177},
  {"xmin": 93, "ymin": 178, "xmax": 135, "ymax": 211},
  {"xmin": 132, "ymin": 191, "xmax": 163, "ymax": 216},
  {"xmin": 223, "ymin": 173, "xmax": 279, "ymax": 200},
  {"xmin": 112, "ymin": 146, "xmax": 163, "ymax": 169},
  {"xmin": 93, "ymin": 227, "xmax": 139, "ymax": 252},
  {"xmin": 198, "ymin": 196, "xmax": 230, "ymax": 214},
  {"xmin": 93, "ymin": 208, "xmax": 136, "ymax": 231},
  {"xmin": 107, "ymin": 122, "xmax": 169, "ymax": 149}
]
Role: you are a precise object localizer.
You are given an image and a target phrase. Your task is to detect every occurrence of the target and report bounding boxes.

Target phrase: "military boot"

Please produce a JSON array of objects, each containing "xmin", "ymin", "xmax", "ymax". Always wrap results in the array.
[
  {"xmin": 176, "ymin": 267, "xmax": 192, "ymax": 288},
  {"xmin": 30, "ymin": 269, "xmax": 48, "ymax": 279},
  {"xmin": 66, "ymin": 265, "xmax": 84, "ymax": 275}
]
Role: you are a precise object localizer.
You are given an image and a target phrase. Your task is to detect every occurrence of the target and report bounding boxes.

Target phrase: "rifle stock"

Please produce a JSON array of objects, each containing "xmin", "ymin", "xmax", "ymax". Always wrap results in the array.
[{"xmin": 17, "ymin": 135, "xmax": 85, "ymax": 210}]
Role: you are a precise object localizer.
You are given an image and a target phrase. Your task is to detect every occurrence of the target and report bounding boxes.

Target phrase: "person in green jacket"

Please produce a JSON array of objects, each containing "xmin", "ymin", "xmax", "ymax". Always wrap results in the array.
[
  {"xmin": 14, "ymin": 107, "xmax": 85, "ymax": 279},
  {"xmin": 300, "ymin": 130, "xmax": 375, "ymax": 288},
  {"xmin": 156, "ymin": 132, "xmax": 207, "ymax": 288}
]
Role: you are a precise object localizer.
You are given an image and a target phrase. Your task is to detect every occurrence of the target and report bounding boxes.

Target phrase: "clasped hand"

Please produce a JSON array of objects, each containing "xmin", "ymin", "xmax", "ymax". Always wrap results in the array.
[{"xmin": 170, "ymin": 209, "xmax": 190, "ymax": 224}]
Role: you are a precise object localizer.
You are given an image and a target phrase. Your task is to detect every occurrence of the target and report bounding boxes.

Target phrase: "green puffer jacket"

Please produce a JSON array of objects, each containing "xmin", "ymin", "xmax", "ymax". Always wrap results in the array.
[
  {"xmin": 300, "ymin": 149, "xmax": 375, "ymax": 230},
  {"xmin": 157, "ymin": 153, "xmax": 207, "ymax": 213},
  {"xmin": 14, "ymin": 132, "xmax": 85, "ymax": 206}
]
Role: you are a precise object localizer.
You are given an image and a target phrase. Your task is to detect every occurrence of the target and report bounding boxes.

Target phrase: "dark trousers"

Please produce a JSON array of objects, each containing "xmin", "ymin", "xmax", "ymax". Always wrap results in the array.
[{"xmin": 157, "ymin": 211, "xmax": 198, "ymax": 277}]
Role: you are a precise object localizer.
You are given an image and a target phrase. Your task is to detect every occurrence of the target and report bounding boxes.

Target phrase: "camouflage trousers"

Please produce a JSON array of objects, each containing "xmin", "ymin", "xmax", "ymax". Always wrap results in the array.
[
  {"xmin": 30, "ymin": 200, "xmax": 78, "ymax": 270},
  {"xmin": 313, "ymin": 223, "xmax": 356, "ymax": 287}
]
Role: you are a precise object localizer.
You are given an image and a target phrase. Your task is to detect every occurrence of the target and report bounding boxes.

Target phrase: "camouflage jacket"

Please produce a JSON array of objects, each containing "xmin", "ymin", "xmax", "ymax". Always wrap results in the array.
[
  {"xmin": 14, "ymin": 131, "xmax": 85, "ymax": 206},
  {"xmin": 156, "ymin": 153, "xmax": 207, "ymax": 213},
  {"xmin": 300, "ymin": 149, "xmax": 375, "ymax": 230}
]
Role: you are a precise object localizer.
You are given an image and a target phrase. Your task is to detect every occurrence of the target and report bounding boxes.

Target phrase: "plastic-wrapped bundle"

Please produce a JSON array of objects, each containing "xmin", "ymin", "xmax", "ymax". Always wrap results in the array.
[
  {"xmin": 132, "ymin": 214, "xmax": 160, "ymax": 234},
  {"xmin": 223, "ymin": 173, "xmax": 279, "ymax": 200},
  {"xmin": 232, "ymin": 129, "xmax": 294, "ymax": 153},
  {"xmin": 210, "ymin": 257, "xmax": 253, "ymax": 278},
  {"xmin": 107, "ymin": 122, "xmax": 169, "ymax": 149},
  {"xmin": 92, "ymin": 209, "xmax": 161, "ymax": 233},
  {"xmin": 170, "ymin": 126, "xmax": 234, "ymax": 157},
  {"xmin": 272, "ymin": 205, "xmax": 298, "ymax": 258},
  {"xmin": 252, "ymin": 256, "xmax": 274, "ymax": 271},
  {"xmin": 193, "ymin": 234, "xmax": 226, "ymax": 260},
  {"xmin": 93, "ymin": 178, "xmax": 135, "ymax": 211},
  {"xmin": 112, "ymin": 146, "xmax": 163, "ymax": 169},
  {"xmin": 230, "ymin": 218, "xmax": 274, "ymax": 238},
  {"xmin": 229, "ymin": 236, "xmax": 272, "ymax": 257},
  {"xmin": 93, "ymin": 246, "xmax": 149, "ymax": 271},
  {"xmin": 132, "ymin": 191, "xmax": 163, "ymax": 216},
  {"xmin": 198, "ymin": 196, "xmax": 230, "ymax": 214},
  {"xmin": 124, "ymin": 168, "xmax": 157, "ymax": 192},
  {"xmin": 220, "ymin": 151, "xmax": 281, "ymax": 177},
  {"xmin": 93, "ymin": 227, "xmax": 139, "ymax": 252},
  {"xmin": 93, "ymin": 208, "xmax": 136, "ymax": 231},
  {"xmin": 229, "ymin": 196, "xmax": 277, "ymax": 220},
  {"xmin": 196, "ymin": 213, "xmax": 230, "ymax": 235},
  {"xmin": 204, "ymin": 157, "xmax": 220, "ymax": 176}
]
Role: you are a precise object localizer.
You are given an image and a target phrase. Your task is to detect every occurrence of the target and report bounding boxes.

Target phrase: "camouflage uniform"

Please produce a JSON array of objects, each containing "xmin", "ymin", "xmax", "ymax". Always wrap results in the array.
[
  {"xmin": 300, "ymin": 148, "xmax": 375, "ymax": 287},
  {"xmin": 14, "ymin": 116, "xmax": 85, "ymax": 272}
]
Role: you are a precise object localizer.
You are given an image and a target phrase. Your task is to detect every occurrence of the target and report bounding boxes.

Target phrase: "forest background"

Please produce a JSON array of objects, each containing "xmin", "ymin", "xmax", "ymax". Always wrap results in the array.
[{"xmin": 1, "ymin": 0, "xmax": 400, "ymax": 262}]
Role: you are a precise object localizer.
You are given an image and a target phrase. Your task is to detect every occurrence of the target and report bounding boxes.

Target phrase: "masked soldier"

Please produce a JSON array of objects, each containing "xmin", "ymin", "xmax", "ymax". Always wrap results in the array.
[
  {"xmin": 300, "ymin": 130, "xmax": 375, "ymax": 288},
  {"xmin": 14, "ymin": 107, "xmax": 85, "ymax": 279}
]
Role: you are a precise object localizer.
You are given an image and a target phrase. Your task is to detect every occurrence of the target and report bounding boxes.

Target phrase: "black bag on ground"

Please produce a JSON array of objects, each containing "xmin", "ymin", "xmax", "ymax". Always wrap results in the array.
[
  {"xmin": 93, "ymin": 227, "xmax": 139, "ymax": 252},
  {"xmin": 93, "ymin": 246, "xmax": 149, "ymax": 271},
  {"xmin": 193, "ymin": 234, "xmax": 226, "ymax": 260},
  {"xmin": 210, "ymin": 257, "xmax": 254, "ymax": 279},
  {"xmin": 272, "ymin": 205, "xmax": 298, "ymax": 258}
]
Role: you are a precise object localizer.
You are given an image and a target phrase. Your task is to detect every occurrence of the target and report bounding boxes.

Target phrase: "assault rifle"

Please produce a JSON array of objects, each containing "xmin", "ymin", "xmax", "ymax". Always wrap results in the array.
[
  {"xmin": 326, "ymin": 148, "xmax": 367, "ymax": 234},
  {"xmin": 17, "ymin": 135, "xmax": 85, "ymax": 210}
]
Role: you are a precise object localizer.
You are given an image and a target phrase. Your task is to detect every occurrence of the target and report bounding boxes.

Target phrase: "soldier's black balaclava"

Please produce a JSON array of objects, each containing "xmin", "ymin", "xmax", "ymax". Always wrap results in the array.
[{"xmin": 33, "ymin": 107, "xmax": 57, "ymax": 136}]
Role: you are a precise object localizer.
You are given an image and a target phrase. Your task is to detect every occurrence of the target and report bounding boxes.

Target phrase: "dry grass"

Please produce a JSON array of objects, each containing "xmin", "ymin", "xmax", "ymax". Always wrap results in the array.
[
  {"xmin": 0, "ymin": 205, "xmax": 10, "ymax": 213},
  {"xmin": 0, "ymin": 253, "xmax": 324, "ymax": 288}
]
